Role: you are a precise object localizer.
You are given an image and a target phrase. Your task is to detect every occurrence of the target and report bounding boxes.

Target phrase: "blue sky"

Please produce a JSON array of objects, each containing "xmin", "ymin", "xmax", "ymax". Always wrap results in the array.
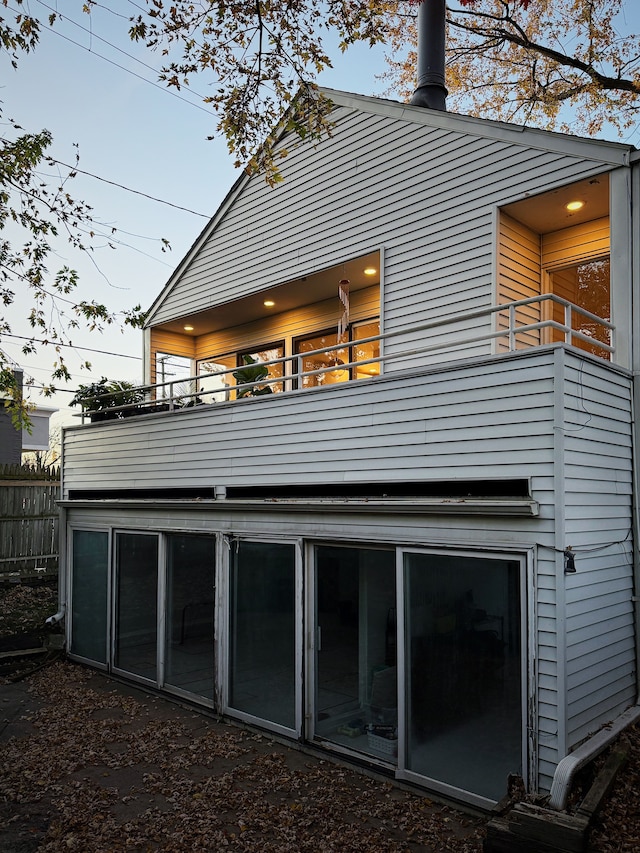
[{"xmin": 1, "ymin": 1, "xmax": 639, "ymax": 418}]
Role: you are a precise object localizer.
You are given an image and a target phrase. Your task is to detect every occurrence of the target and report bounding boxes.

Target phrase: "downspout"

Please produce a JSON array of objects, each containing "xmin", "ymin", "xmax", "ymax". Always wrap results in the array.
[
  {"xmin": 45, "ymin": 505, "xmax": 66, "ymax": 626},
  {"xmin": 549, "ymin": 705, "xmax": 640, "ymax": 810},
  {"xmin": 46, "ymin": 432, "xmax": 66, "ymax": 628},
  {"xmin": 549, "ymin": 156, "xmax": 640, "ymax": 811},
  {"xmin": 45, "ymin": 507, "xmax": 67, "ymax": 628},
  {"xmin": 410, "ymin": 0, "xmax": 448, "ymax": 111}
]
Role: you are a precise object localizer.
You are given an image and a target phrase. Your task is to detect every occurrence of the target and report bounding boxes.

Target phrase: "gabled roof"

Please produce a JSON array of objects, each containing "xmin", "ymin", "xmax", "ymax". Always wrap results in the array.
[{"xmin": 145, "ymin": 87, "xmax": 633, "ymax": 328}]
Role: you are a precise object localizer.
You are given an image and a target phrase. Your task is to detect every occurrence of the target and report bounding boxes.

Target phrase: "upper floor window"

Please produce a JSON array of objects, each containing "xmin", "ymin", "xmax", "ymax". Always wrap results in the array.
[
  {"xmin": 197, "ymin": 341, "xmax": 285, "ymax": 401},
  {"xmin": 294, "ymin": 319, "xmax": 380, "ymax": 388},
  {"xmin": 546, "ymin": 257, "xmax": 610, "ymax": 356}
]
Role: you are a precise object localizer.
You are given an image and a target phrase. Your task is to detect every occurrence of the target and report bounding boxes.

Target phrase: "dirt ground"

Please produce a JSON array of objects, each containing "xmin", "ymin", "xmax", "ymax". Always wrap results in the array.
[{"xmin": 0, "ymin": 661, "xmax": 486, "ymax": 853}]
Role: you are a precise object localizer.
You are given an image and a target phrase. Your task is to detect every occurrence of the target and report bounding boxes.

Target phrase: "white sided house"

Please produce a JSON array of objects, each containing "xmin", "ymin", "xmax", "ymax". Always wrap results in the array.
[{"xmin": 59, "ymin": 88, "xmax": 640, "ymax": 809}]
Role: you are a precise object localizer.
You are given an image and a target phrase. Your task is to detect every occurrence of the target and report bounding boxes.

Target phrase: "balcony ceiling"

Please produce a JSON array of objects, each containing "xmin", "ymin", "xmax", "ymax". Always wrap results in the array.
[
  {"xmin": 502, "ymin": 174, "xmax": 609, "ymax": 234},
  {"xmin": 159, "ymin": 251, "xmax": 380, "ymax": 336}
]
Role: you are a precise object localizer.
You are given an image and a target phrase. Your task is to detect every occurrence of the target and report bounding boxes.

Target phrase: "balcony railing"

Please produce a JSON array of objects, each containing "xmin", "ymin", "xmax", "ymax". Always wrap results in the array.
[{"xmin": 75, "ymin": 294, "xmax": 614, "ymax": 422}]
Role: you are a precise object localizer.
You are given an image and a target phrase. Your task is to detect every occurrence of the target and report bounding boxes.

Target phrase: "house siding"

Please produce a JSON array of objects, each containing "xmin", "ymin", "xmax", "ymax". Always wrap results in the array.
[
  {"xmin": 62, "ymin": 346, "xmax": 635, "ymax": 794},
  {"xmin": 562, "ymin": 352, "xmax": 635, "ymax": 746},
  {"xmin": 541, "ymin": 218, "xmax": 610, "ymax": 269},
  {"xmin": 62, "ymin": 349, "xmax": 557, "ymax": 496},
  {"xmin": 149, "ymin": 106, "xmax": 620, "ymax": 368},
  {"xmin": 64, "ymin": 347, "xmax": 566, "ymax": 793}
]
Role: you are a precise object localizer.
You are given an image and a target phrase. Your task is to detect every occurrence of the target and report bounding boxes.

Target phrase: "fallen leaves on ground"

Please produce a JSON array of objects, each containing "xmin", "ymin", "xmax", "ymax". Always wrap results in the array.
[
  {"xmin": 587, "ymin": 726, "xmax": 640, "ymax": 853},
  {"xmin": 0, "ymin": 582, "xmax": 57, "ymax": 638},
  {"xmin": 0, "ymin": 661, "xmax": 485, "ymax": 852}
]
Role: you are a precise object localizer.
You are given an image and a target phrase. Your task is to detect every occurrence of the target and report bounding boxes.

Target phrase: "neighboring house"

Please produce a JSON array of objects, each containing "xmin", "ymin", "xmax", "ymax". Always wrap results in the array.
[
  {"xmin": 59, "ymin": 87, "xmax": 640, "ymax": 809},
  {"xmin": 22, "ymin": 405, "xmax": 58, "ymax": 457},
  {"xmin": 0, "ymin": 364, "xmax": 56, "ymax": 464},
  {"xmin": 0, "ymin": 368, "xmax": 24, "ymax": 465}
]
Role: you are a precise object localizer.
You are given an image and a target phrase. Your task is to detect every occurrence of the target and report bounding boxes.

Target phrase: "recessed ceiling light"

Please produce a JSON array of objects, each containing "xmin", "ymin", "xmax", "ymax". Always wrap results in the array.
[
  {"xmin": 566, "ymin": 200, "xmax": 584, "ymax": 212},
  {"xmin": 264, "ymin": 300, "xmax": 275, "ymax": 307},
  {"xmin": 363, "ymin": 267, "xmax": 377, "ymax": 276},
  {"xmin": 183, "ymin": 324, "xmax": 194, "ymax": 331}
]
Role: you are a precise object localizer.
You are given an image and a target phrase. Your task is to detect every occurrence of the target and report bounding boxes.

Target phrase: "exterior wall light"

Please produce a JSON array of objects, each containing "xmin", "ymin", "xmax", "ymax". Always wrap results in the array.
[{"xmin": 564, "ymin": 547, "xmax": 576, "ymax": 573}]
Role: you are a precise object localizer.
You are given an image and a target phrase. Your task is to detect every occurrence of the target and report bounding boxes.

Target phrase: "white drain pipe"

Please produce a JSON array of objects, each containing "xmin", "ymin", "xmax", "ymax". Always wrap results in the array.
[
  {"xmin": 45, "ymin": 503, "xmax": 66, "ymax": 628},
  {"xmin": 549, "ymin": 704, "xmax": 640, "ymax": 810}
]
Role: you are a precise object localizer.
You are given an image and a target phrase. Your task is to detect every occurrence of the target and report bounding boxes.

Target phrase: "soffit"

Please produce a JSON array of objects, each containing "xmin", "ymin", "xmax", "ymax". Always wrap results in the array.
[
  {"xmin": 501, "ymin": 174, "xmax": 609, "ymax": 234},
  {"xmin": 155, "ymin": 251, "xmax": 380, "ymax": 337}
]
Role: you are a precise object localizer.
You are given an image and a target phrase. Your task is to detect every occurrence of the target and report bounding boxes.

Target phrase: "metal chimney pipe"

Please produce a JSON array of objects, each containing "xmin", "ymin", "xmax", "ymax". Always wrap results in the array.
[{"xmin": 410, "ymin": 0, "xmax": 447, "ymax": 111}]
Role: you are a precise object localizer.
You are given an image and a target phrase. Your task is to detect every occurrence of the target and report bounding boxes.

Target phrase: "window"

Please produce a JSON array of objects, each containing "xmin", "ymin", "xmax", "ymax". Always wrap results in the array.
[
  {"xmin": 294, "ymin": 320, "xmax": 380, "ymax": 388},
  {"xmin": 155, "ymin": 353, "xmax": 194, "ymax": 399},
  {"xmin": 197, "ymin": 353, "xmax": 236, "ymax": 402},
  {"xmin": 295, "ymin": 328, "xmax": 350, "ymax": 388},
  {"xmin": 198, "ymin": 341, "xmax": 285, "ymax": 400},
  {"xmin": 237, "ymin": 342, "xmax": 285, "ymax": 395},
  {"xmin": 352, "ymin": 320, "xmax": 381, "ymax": 378},
  {"xmin": 546, "ymin": 257, "xmax": 610, "ymax": 357}
]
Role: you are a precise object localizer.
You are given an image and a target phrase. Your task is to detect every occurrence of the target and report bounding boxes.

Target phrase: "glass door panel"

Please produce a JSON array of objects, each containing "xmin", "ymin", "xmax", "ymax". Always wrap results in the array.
[
  {"xmin": 228, "ymin": 540, "xmax": 296, "ymax": 730},
  {"xmin": 314, "ymin": 545, "xmax": 397, "ymax": 763},
  {"xmin": 70, "ymin": 530, "xmax": 109, "ymax": 664},
  {"xmin": 548, "ymin": 257, "xmax": 610, "ymax": 357},
  {"xmin": 114, "ymin": 533, "xmax": 159, "ymax": 681},
  {"xmin": 404, "ymin": 551, "xmax": 522, "ymax": 801},
  {"xmin": 164, "ymin": 534, "xmax": 215, "ymax": 700}
]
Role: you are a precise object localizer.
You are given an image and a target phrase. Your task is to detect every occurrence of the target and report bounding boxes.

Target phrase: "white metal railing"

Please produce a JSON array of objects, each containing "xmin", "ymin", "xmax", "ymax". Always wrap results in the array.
[{"xmin": 75, "ymin": 294, "xmax": 614, "ymax": 422}]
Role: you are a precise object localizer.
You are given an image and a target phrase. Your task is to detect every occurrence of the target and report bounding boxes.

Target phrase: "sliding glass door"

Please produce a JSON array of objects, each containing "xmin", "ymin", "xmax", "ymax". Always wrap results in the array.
[
  {"xmin": 227, "ymin": 539, "xmax": 299, "ymax": 733},
  {"xmin": 114, "ymin": 532, "xmax": 159, "ymax": 681},
  {"xmin": 313, "ymin": 544, "xmax": 397, "ymax": 762},
  {"xmin": 308, "ymin": 543, "xmax": 524, "ymax": 802},
  {"xmin": 164, "ymin": 534, "xmax": 215, "ymax": 700},
  {"xmin": 403, "ymin": 550, "xmax": 523, "ymax": 802},
  {"xmin": 70, "ymin": 530, "xmax": 109, "ymax": 665},
  {"xmin": 72, "ymin": 526, "xmax": 526, "ymax": 804}
]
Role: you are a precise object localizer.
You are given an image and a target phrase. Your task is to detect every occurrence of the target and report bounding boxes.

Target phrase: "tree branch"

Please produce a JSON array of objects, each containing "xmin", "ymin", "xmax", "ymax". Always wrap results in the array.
[{"xmin": 448, "ymin": 5, "xmax": 640, "ymax": 95}]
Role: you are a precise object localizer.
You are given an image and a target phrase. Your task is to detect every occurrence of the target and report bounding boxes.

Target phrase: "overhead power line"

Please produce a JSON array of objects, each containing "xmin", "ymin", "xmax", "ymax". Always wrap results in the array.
[
  {"xmin": 3, "ymin": 333, "xmax": 142, "ymax": 360},
  {"xmin": 6, "ymin": 2, "xmax": 216, "ymax": 219},
  {"xmin": 49, "ymin": 159, "xmax": 209, "ymax": 218},
  {"xmin": 33, "ymin": 0, "xmax": 213, "ymax": 113}
]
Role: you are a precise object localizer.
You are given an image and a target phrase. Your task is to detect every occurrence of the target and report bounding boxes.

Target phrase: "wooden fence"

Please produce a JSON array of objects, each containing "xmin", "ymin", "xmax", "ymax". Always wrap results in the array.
[{"xmin": 0, "ymin": 480, "xmax": 60, "ymax": 582}]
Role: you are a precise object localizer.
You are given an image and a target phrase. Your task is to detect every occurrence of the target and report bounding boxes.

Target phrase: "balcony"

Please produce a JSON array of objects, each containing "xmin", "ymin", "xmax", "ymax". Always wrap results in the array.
[{"xmin": 74, "ymin": 293, "xmax": 614, "ymax": 423}]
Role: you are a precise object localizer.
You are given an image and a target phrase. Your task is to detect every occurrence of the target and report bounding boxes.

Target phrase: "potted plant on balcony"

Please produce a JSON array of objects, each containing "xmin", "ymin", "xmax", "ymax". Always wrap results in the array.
[
  {"xmin": 233, "ymin": 355, "xmax": 274, "ymax": 398},
  {"xmin": 70, "ymin": 378, "xmax": 144, "ymax": 422}
]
